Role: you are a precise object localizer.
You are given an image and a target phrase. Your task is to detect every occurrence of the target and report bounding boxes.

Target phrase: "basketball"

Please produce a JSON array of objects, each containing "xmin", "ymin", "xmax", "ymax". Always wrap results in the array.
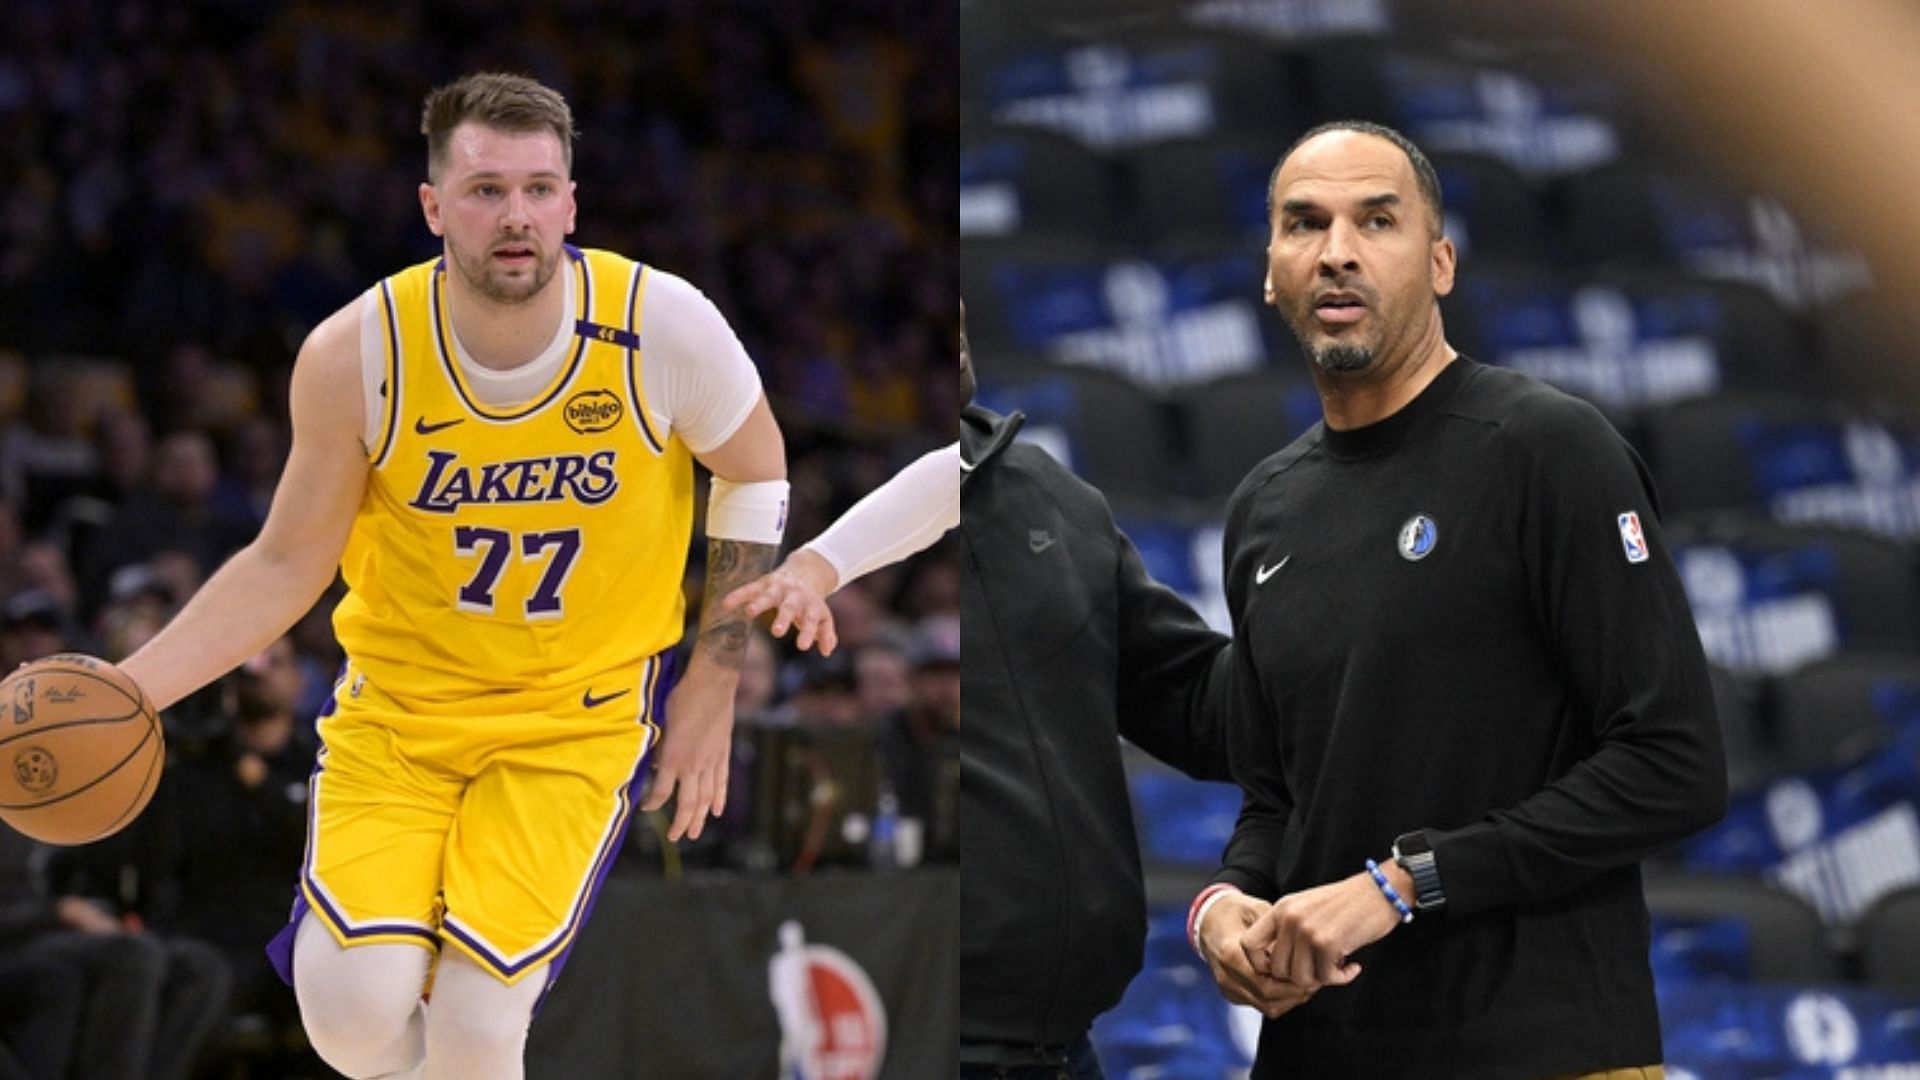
[{"xmin": 0, "ymin": 653, "xmax": 162, "ymax": 846}]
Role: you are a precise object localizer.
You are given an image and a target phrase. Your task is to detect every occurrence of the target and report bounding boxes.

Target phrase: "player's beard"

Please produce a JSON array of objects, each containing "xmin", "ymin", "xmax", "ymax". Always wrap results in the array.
[{"xmin": 448, "ymin": 236, "xmax": 560, "ymax": 305}]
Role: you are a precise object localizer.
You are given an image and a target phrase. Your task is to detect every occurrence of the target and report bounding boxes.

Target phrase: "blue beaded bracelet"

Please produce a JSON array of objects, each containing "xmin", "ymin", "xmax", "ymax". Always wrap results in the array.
[{"xmin": 1366, "ymin": 858, "xmax": 1415, "ymax": 924}]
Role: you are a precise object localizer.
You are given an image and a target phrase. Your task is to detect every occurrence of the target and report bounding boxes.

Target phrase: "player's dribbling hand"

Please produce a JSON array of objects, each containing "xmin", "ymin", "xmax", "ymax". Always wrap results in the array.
[
  {"xmin": 1198, "ymin": 891, "xmax": 1316, "ymax": 1019},
  {"xmin": 721, "ymin": 550, "xmax": 839, "ymax": 655},
  {"xmin": 645, "ymin": 667, "xmax": 735, "ymax": 842}
]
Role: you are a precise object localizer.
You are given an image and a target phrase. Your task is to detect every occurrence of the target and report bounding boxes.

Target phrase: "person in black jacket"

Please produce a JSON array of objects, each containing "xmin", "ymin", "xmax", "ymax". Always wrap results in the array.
[
  {"xmin": 1189, "ymin": 121, "xmax": 1727, "ymax": 1079},
  {"xmin": 959, "ymin": 301, "xmax": 1268, "ymax": 1080}
]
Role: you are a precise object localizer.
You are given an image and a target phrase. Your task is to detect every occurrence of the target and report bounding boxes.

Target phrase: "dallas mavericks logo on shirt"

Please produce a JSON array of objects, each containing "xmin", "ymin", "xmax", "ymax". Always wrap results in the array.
[
  {"xmin": 1397, "ymin": 514, "xmax": 1437, "ymax": 562},
  {"xmin": 1618, "ymin": 510, "xmax": 1650, "ymax": 564}
]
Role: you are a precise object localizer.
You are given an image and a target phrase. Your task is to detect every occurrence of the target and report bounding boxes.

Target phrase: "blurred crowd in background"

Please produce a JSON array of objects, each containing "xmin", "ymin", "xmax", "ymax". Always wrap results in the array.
[{"xmin": 0, "ymin": 1, "xmax": 956, "ymax": 1075}]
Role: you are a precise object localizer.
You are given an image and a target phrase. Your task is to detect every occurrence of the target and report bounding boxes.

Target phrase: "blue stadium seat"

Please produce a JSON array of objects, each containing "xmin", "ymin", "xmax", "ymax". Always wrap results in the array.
[
  {"xmin": 1641, "ymin": 395, "xmax": 1920, "ymax": 539},
  {"xmin": 1429, "ymin": 150, "xmax": 1550, "ymax": 264},
  {"xmin": 972, "ymin": 31, "xmax": 1295, "ymax": 150},
  {"xmin": 1304, "ymin": 44, "xmax": 1630, "ymax": 178},
  {"xmin": 1679, "ymin": 722, "xmax": 1920, "ymax": 924},
  {"xmin": 1669, "ymin": 519, "xmax": 1920, "ymax": 678},
  {"xmin": 1171, "ymin": 366, "xmax": 1320, "ymax": 501},
  {"xmin": 1092, "ymin": 906, "xmax": 1257, "ymax": 1078},
  {"xmin": 1111, "ymin": 513, "xmax": 1226, "ymax": 625},
  {"xmin": 972, "ymin": 363, "xmax": 1176, "ymax": 502},
  {"xmin": 961, "ymin": 124, "xmax": 1119, "ymax": 241},
  {"xmin": 1643, "ymin": 873, "xmax": 1838, "ymax": 982},
  {"xmin": 1120, "ymin": 133, "xmax": 1290, "ymax": 250},
  {"xmin": 1659, "ymin": 982, "xmax": 1920, "ymax": 1077},
  {"xmin": 1126, "ymin": 768, "xmax": 1240, "ymax": 867},
  {"xmin": 962, "ymin": 237, "xmax": 1286, "ymax": 388},
  {"xmin": 1180, "ymin": 0, "xmax": 1395, "ymax": 43},
  {"xmin": 1561, "ymin": 163, "xmax": 1875, "ymax": 311},
  {"xmin": 1444, "ymin": 262, "xmax": 1798, "ymax": 411},
  {"xmin": 1771, "ymin": 653, "xmax": 1920, "ymax": 772}
]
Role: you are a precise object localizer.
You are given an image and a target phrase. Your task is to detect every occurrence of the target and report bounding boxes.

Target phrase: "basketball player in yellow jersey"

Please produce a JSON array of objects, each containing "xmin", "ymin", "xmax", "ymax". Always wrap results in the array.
[{"xmin": 117, "ymin": 73, "xmax": 787, "ymax": 1079}]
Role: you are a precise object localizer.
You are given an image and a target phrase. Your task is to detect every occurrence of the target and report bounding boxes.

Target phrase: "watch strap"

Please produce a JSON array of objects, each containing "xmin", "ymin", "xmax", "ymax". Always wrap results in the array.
[{"xmin": 1392, "ymin": 831, "xmax": 1447, "ymax": 911}]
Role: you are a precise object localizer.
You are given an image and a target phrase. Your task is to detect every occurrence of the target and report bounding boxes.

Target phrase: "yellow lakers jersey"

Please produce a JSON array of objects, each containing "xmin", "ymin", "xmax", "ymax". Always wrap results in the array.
[{"xmin": 333, "ymin": 246, "xmax": 693, "ymax": 707}]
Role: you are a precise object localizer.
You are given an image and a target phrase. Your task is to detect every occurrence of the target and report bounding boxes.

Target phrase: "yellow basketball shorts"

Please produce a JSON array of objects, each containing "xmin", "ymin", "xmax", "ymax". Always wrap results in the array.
[{"xmin": 285, "ymin": 654, "xmax": 663, "ymax": 987}]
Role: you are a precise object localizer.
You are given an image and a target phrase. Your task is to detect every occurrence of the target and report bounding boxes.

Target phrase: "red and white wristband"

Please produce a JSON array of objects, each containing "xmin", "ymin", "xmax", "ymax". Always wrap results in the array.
[{"xmin": 1187, "ymin": 882, "xmax": 1242, "ymax": 958}]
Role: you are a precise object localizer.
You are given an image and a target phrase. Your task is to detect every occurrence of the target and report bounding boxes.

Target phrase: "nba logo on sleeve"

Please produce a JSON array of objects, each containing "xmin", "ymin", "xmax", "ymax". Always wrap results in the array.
[{"xmin": 1617, "ymin": 511, "xmax": 1649, "ymax": 564}]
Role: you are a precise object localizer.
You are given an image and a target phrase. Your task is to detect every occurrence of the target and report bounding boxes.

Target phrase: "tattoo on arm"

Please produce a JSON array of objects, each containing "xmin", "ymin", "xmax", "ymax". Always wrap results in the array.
[{"xmin": 695, "ymin": 538, "xmax": 777, "ymax": 670}]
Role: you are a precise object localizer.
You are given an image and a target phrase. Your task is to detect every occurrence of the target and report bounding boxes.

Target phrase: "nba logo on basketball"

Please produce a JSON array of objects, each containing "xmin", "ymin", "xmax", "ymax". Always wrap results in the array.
[
  {"xmin": 1617, "ymin": 511, "xmax": 1649, "ymax": 564},
  {"xmin": 768, "ymin": 920, "xmax": 887, "ymax": 1080}
]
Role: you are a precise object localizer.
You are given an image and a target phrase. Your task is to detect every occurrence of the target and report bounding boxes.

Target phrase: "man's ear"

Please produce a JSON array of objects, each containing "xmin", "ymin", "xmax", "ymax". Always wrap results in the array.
[
  {"xmin": 420, "ymin": 182, "xmax": 444, "ymax": 237},
  {"xmin": 1430, "ymin": 234, "xmax": 1456, "ymax": 298}
]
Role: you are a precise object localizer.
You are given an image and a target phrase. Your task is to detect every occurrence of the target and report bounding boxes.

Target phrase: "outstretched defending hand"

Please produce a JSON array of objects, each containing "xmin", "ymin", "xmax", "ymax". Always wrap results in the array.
[
  {"xmin": 643, "ymin": 667, "xmax": 735, "ymax": 842},
  {"xmin": 1243, "ymin": 870, "xmax": 1406, "ymax": 989},
  {"xmin": 722, "ymin": 549, "xmax": 839, "ymax": 655},
  {"xmin": 1197, "ymin": 891, "xmax": 1317, "ymax": 1019}
]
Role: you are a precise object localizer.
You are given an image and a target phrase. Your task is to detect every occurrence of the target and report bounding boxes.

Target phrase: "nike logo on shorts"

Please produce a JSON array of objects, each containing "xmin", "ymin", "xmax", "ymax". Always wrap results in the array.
[
  {"xmin": 415, "ymin": 416, "xmax": 466, "ymax": 435},
  {"xmin": 582, "ymin": 687, "xmax": 632, "ymax": 709}
]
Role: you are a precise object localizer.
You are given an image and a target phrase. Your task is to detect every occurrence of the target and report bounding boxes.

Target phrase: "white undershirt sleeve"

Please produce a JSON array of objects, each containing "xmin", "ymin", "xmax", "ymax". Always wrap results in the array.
[
  {"xmin": 639, "ymin": 271, "xmax": 764, "ymax": 454},
  {"xmin": 803, "ymin": 443, "xmax": 961, "ymax": 589}
]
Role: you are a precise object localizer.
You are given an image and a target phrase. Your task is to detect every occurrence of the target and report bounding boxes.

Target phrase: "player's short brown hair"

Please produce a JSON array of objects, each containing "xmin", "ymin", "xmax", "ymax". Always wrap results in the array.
[{"xmin": 421, "ymin": 72, "xmax": 576, "ymax": 181}]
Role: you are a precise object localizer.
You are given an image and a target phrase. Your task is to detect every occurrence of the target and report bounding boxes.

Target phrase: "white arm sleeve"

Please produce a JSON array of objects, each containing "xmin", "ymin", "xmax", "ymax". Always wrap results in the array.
[
  {"xmin": 639, "ymin": 270, "xmax": 764, "ymax": 454},
  {"xmin": 803, "ymin": 443, "xmax": 961, "ymax": 589}
]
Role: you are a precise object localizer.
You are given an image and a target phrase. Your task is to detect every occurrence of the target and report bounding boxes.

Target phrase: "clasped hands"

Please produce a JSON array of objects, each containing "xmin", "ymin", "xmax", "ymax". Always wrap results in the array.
[{"xmin": 1195, "ymin": 870, "xmax": 1408, "ymax": 1018}]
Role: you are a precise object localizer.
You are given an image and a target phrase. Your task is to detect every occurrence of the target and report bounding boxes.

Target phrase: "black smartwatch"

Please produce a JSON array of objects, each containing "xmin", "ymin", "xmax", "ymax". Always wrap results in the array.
[{"xmin": 1392, "ymin": 830, "xmax": 1447, "ymax": 911}]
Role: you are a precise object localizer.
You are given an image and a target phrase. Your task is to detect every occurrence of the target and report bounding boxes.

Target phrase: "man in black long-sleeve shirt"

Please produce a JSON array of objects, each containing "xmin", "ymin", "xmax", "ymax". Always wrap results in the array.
[{"xmin": 1189, "ymin": 122, "xmax": 1727, "ymax": 1079}]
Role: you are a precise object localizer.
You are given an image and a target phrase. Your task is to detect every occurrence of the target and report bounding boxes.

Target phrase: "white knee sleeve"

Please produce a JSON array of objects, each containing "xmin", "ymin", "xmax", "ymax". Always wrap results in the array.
[
  {"xmin": 422, "ymin": 950, "xmax": 547, "ymax": 1080},
  {"xmin": 293, "ymin": 913, "xmax": 432, "ymax": 1080}
]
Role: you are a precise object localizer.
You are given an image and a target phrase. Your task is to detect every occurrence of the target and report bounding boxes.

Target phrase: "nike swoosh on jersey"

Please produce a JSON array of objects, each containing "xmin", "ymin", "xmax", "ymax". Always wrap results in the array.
[
  {"xmin": 415, "ymin": 416, "xmax": 466, "ymax": 435},
  {"xmin": 1255, "ymin": 555, "xmax": 1290, "ymax": 585},
  {"xmin": 582, "ymin": 687, "xmax": 633, "ymax": 709}
]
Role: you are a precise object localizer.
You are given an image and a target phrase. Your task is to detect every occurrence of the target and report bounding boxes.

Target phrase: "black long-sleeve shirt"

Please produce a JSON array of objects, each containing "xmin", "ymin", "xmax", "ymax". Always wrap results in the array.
[
  {"xmin": 1215, "ymin": 358, "xmax": 1726, "ymax": 1079},
  {"xmin": 961, "ymin": 403, "xmax": 1234, "ymax": 1055}
]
